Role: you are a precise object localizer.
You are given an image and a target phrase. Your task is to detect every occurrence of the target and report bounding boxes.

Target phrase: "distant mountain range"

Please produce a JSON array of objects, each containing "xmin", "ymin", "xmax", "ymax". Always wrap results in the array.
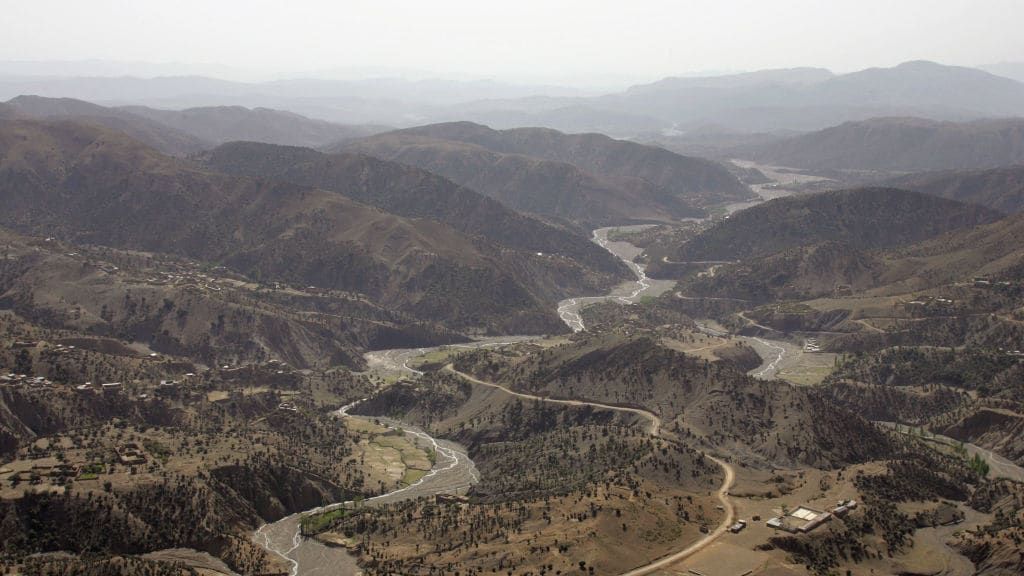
[
  {"xmin": 340, "ymin": 122, "xmax": 750, "ymax": 225},
  {"xmin": 4, "ymin": 61, "xmax": 1024, "ymax": 135},
  {"xmin": 447, "ymin": 61, "xmax": 1024, "ymax": 134},
  {"xmin": 4, "ymin": 95, "xmax": 383, "ymax": 154}
]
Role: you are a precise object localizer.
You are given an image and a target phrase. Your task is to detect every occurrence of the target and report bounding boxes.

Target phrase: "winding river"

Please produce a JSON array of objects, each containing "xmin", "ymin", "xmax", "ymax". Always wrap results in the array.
[
  {"xmin": 254, "ymin": 402, "xmax": 480, "ymax": 576},
  {"xmin": 557, "ymin": 226, "xmax": 677, "ymax": 331}
]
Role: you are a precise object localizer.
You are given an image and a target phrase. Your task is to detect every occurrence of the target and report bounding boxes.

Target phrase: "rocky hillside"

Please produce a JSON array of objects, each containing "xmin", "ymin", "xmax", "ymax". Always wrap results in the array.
[{"xmin": 677, "ymin": 241, "xmax": 885, "ymax": 303}]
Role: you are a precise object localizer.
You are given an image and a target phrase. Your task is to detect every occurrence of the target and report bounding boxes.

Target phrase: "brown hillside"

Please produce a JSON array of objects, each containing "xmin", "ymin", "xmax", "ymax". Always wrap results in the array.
[{"xmin": 0, "ymin": 118, "xmax": 607, "ymax": 334}]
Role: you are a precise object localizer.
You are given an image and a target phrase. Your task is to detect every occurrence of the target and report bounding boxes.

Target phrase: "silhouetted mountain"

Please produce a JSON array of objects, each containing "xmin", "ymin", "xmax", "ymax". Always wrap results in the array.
[
  {"xmin": 600, "ymin": 61, "xmax": 1024, "ymax": 132},
  {"xmin": 341, "ymin": 122, "xmax": 750, "ymax": 225},
  {"xmin": 980, "ymin": 62, "xmax": 1024, "ymax": 83},
  {"xmin": 198, "ymin": 141, "xmax": 626, "ymax": 275},
  {"xmin": 0, "ymin": 118, "xmax": 622, "ymax": 334},
  {"xmin": 736, "ymin": 117, "xmax": 1024, "ymax": 172},
  {"xmin": 885, "ymin": 165, "xmax": 1024, "ymax": 213}
]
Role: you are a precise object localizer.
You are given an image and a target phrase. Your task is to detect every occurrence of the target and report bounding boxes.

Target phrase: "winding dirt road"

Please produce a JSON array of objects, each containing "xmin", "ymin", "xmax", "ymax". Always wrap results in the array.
[
  {"xmin": 619, "ymin": 455, "xmax": 735, "ymax": 576},
  {"xmin": 446, "ymin": 365, "xmax": 662, "ymax": 436},
  {"xmin": 444, "ymin": 366, "xmax": 736, "ymax": 576}
]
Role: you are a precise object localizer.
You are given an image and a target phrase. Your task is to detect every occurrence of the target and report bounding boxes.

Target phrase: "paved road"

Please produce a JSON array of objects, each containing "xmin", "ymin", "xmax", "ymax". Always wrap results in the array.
[{"xmin": 443, "ymin": 366, "xmax": 737, "ymax": 576}]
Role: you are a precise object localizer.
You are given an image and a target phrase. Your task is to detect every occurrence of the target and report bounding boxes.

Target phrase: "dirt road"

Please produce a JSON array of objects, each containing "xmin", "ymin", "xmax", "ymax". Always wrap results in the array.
[{"xmin": 618, "ymin": 456, "xmax": 735, "ymax": 576}]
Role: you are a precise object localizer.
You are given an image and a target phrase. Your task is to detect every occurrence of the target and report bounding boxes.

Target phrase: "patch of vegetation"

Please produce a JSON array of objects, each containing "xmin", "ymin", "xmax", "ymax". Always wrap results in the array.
[{"xmin": 301, "ymin": 507, "xmax": 348, "ymax": 535}]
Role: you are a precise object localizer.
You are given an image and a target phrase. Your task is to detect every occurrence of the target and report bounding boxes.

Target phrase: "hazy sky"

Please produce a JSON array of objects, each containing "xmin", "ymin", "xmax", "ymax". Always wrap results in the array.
[{"xmin": 5, "ymin": 0, "xmax": 1023, "ymax": 86}]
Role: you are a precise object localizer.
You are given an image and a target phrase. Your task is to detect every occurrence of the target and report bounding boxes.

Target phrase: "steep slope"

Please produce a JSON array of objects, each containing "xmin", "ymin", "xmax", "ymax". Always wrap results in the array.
[
  {"xmin": 885, "ymin": 165, "xmax": 1024, "ymax": 213},
  {"xmin": 6, "ymin": 95, "xmax": 209, "ymax": 156},
  {"xmin": 675, "ymin": 208, "xmax": 1024, "ymax": 303},
  {"xmin": 387, "ymin": 122, "xmax": 750, "ymax": 206},
  {"xmin": 660, "ymin": 188, "xmax": 1002, "ymax": 263},
  {"xmin": 0, "ymin": 118, "xmax": 608, "ymax": 334},
  {"xmin": 736, "ymin": 117, "xmax": 1024, "ymax": 172},
  {"xmin": 197, "ymin": 141, "xmax": 626, "ymax": 276},
  {"xmin": 342, "ymin": 122, "xmax": 750, "ymax": 225},
  {"xmin": 345, "ymin": 133, "xmax": 690, "ymax": 224},
  {"xmin": 122, "ymin": 104, "xmax": 384, "ymax": 147}
]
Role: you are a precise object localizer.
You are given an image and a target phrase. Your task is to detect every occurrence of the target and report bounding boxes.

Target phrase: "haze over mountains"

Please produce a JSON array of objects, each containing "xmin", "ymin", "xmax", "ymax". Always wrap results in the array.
[
  {"xmin": 4, "ymin": 60, "xmax": 1024, "ymax": 135},
  {"xmin": 4, "ymin": 95, "xmax": 383, "ymax": 152}
]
